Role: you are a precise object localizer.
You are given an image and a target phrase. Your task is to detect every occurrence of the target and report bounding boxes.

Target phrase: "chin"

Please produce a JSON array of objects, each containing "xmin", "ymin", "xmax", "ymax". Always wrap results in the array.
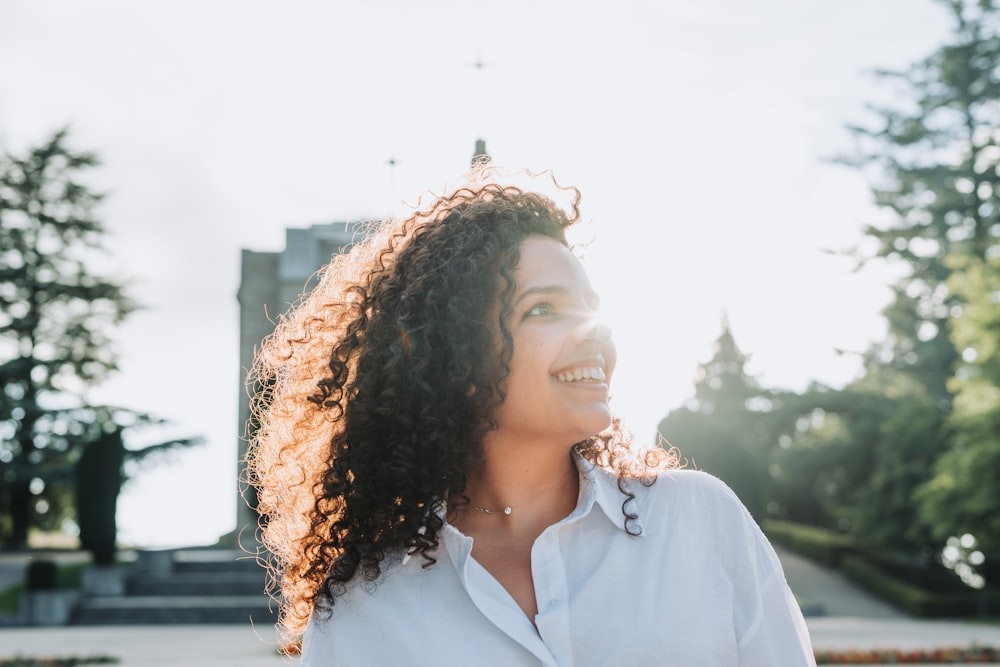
[{"xmin": 572, "ymin": 410, "xmax": 614, "ymax": 441}]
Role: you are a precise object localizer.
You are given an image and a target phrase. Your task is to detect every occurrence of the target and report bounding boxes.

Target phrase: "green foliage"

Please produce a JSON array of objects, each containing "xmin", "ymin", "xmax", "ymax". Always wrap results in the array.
[
  {"xmin": 657, "ymin": 318, "xmax": 790, "ymax": 520},
  {"xmin": 767, "ymin": 354, "xmax": 949, "ymax": 552},
  {"xmin": 21, "ymin": 558, "xmax": 87, "ymax": 592},
  {"xmin": 763, "ymin": 380, "xmax": 940, "ymax": 546},
  {"xmin": 767, "ymin": 389, "xmax": 873, "ymax": 529},
  {"xmin": 0, "ymin": 558, "xmax": 91, "ymax": 615},
  {"xmin": 916, "ymin": 253, "xmax": 1000, "ymax": 557},
  {"xmin": 0, "ymin": 129, "xmax": 135, "ymax": 547},
  {"xmin": 653, "ymin": 0, "xmax": 1000, "ymax": 590},
  {"xmin": 67, "ymin": 406, "xmax": 201, "ymax": 562},
  {"xmin": 849, "ymin": 0, "xmax": 996, "ymax": 394},
  {"xmin": 0, "ymin": 130, "xmax": 202, "ymax": 553},
  {"xmin": 842, "ymin": 554, "xmax": 1000, "ymax": 617},
  {"xmin": 75, "ymin": 429, "xmax": 124, "ymax": 564},
  {"xmin": 845, "ymin": 390, "xmax": 941, "ymax": 549},
  {"xmin": 762, "ymin": 519, "xmax": 854, "ymax": 568},
  {"xmin": 0, "ymin": 580, "xmax": 20, "ymax": 614},
  {"xmin": 850, "ymin": 0, "xmax": 1000, "ymax": 375},
  {"xmin": 24, "ymin": 560, "xmax": 57, "ymax": 591},
  {"xmin": 782, "ymin": 0, "xmax": 1000, "ymax": 558},
  {"xmin": 899, "ymin": 0, "xmax": 1000, "ymax": 569},
  {"xmin": 845, "ymin": 0, "xmax": 1000, "ymax": 280},
  {"xmin": 55, "ymin": 559, "xmax": 88, "ymax": 589}
]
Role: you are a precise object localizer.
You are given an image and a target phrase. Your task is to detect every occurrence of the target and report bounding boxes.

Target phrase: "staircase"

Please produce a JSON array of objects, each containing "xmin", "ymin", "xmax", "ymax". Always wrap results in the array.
[{"xmin": 72, "ymin": 548, "xmax": 278, "ymax": 625}]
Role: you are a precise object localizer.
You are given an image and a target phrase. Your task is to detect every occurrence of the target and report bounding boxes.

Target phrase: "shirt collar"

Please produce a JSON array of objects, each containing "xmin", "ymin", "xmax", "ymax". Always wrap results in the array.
[
  {"xmin": 428, "ymin": 451, "xmax": 645, "ymax": 538},
  {"xmin": 571, "ymin": 450, "xmax": 645, "ymax": 536}
]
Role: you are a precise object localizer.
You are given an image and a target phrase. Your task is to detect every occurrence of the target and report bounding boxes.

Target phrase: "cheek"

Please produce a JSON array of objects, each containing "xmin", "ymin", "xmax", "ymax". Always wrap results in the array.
[
  {"xmin": 604, "ymin": 339, "xmax": 618, "ymax": 383},
  {"xmin": 509, "ymin": 342, "xmax": 549, "ymax": 382}
]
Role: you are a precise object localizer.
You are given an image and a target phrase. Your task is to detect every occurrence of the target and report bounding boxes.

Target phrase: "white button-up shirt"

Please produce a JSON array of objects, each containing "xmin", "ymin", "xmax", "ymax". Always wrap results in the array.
[{"xmin": 302, "ymin": 459, "xmax": 816, "ymax": 666}]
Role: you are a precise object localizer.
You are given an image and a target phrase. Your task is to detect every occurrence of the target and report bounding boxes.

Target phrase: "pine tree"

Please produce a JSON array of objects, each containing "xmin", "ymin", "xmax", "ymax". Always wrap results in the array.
[
  {"xmin": 657, "ymin": 318, "xmax": 768, "ymax": 519},
  {"xmin": 822, "ymin": 0, "xmax": 1000, "ymax": 553},
  {"xmin": 845, "ymin": 0, "xmax": 1000, "ymax": 402},
  {"xmin": 0, "ymin": 130, "xmax": 134, "ymax": 546}
]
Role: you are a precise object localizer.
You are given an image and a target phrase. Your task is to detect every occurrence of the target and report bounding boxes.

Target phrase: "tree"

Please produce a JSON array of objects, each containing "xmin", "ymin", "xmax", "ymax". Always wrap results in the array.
[
  {"xmin": 74, "ymin": 424, "xmax": 123, "ymax": 565},
  {"xmin": 657, "ymin": 318, "xmax": 771, "ymax": 519},
  {"xmin": 70, "ymin": 406, "xmax": 199, "ymax": 564},
  {"xmin": 916, "ymin": 254, "xmax": 1000, "ymax": 571},
  {"xmin": 815, "ymin": 0, "xmax": 1000, "ymax": 554},
  {"xmin": 0, "ymin": 129, "xmax": 197, "ymax": 550},
  {"xmin": 844, "ymin": 0, "xmax": 1000, "ymax": 406},
  {"xmin": 767, "ymin": 386, "xmax": 884, "ymax": 531}
]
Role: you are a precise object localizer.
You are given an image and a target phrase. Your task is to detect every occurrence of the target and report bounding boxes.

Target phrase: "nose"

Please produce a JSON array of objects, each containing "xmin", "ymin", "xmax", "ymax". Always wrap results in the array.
[{"xmin": 573, "ymin": 313, "xmax": 613, "ymax": 345}]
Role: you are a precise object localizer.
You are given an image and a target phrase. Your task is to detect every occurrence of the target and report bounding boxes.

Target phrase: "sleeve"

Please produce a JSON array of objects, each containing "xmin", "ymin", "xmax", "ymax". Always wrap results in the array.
[
  {"xmin": 300, "ymin": 611, "xmax": 336, "ymax": 666},
  {"xmin": 709, "ymin": 478, "xmax": 817, "ymax": 666}
]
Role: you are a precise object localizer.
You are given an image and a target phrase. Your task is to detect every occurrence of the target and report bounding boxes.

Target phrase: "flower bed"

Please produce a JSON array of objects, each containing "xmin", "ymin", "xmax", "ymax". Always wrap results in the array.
[
  {"xmin": 815, "ymin": 645, "xmax": 1000, "ymax": 664},
  {"xmin": 278, "ymin": 638, "xmax": 1000, "ymax": 663},
  {"xmin": 0, "ymin": 657, "xmax": 118, "ymax": 667}
]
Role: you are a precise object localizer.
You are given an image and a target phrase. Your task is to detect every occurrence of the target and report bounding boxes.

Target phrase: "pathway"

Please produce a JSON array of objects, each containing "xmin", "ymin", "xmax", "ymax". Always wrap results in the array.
[{"xmin": 774, "ymin": 543, "xmax": 910, "ymax": 619}]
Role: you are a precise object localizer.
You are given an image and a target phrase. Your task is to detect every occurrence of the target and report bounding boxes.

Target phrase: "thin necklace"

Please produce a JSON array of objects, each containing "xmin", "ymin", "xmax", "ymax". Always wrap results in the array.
[{"xmin": 474, "ymin": 504, "xmax": 512, "ymax": 516}]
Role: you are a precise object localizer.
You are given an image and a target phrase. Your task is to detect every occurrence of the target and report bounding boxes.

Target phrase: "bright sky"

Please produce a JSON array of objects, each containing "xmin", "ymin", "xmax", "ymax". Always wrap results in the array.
[{"xmin": 0, "ymin": 1, "xmax": 951, "ymax": 547}]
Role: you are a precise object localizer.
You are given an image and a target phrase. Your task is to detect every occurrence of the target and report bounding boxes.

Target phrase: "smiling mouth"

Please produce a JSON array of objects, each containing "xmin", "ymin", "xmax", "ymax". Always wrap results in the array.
[{"xmin": 554, "ymin": 367, "xmax": 607, "ymax": 383}]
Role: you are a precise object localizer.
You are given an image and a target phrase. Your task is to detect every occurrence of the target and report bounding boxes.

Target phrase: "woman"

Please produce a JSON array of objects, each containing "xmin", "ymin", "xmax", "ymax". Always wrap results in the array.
[{"xmin": 247, "ymin": 172, "xmax": 816, "ymax": 665}]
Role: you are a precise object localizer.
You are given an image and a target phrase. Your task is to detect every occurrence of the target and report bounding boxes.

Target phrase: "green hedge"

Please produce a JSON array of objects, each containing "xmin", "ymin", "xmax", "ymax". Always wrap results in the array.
[
  {"xmin": 25, "ymin": 561, "xmax": 57, "ymax": 590},
  {"xmin": 0, "ymin": 559, "xmax": 92, "ymax": 615},
  {"xmin": 856, "ymin": 549, "xmax": 972, "ymax": 594},
  {"xmin": 762, "ymin": 519, "xmax": 854, "ymax": 567},
  {"xmin": 842, "ymin": 555, "xmax": 999, "ymax": 617},
  {"xmin": 763, "ymin": 520, "xmax": 1000, "ymax": 618}
]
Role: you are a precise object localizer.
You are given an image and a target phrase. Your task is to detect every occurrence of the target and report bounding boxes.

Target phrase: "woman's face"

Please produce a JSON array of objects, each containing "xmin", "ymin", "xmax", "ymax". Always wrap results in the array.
[{"xmin": 490, "ymin": 235, "xmax": 616, "ymax": 446}]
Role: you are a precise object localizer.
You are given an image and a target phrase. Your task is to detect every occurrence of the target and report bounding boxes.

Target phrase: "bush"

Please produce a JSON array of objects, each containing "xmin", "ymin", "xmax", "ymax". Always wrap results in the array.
[
  {"xmin": 763, "ymin": 519, "xmax": 854, "ymax": 567},
  {"xmin": 842, "ymin": 555, "xmax": 1000, "ymax": 617},
  {"xmin": 856, "ymin": 549, "xmax": 972, "ymax": 594},
  {"xmin": 75, "ymin": 430, "xmax": 124, "ymax": 565},
  {"xmin": 25, "ymin": 560, "xmax": 57, "ymax": 590}
]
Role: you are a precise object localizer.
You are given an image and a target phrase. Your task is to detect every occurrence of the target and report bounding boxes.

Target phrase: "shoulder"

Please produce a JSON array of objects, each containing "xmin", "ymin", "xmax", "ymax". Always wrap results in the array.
[
  {"xmin": 633, "ymin": 467, "xmax": 744, "ymax": 510},
  {"xmin": 647, "ymin": 467, "xmax": 733, "ymax": 491},
  {"xmin": 301, "ymin": 550, "xmax": 464, "ymax": 663},
  {"xmin": 582, "ymin": 461, "xmax": 748, "ymax": 523},
  {"xmin": 622, "ymin": 468, "xmax": 756, "ymax": 538}
]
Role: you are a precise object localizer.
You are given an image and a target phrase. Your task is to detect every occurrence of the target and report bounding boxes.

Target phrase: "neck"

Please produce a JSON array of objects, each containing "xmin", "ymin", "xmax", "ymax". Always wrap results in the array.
[{"xmin": 454, "ymin": 438, "xmax": 580, "ymax": 532}]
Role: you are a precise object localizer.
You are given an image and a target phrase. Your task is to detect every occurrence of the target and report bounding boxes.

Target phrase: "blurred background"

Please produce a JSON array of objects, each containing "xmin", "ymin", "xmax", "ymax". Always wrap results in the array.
[{"xmin": 2, "ymin": 0, "xmax": 997, "ymax": 618}]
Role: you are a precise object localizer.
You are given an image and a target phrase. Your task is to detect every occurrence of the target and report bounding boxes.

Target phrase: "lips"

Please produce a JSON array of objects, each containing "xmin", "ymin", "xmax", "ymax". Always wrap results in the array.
[{"xmin": 553, "ymin": 366, "xmax": 607, "ymax": 383}]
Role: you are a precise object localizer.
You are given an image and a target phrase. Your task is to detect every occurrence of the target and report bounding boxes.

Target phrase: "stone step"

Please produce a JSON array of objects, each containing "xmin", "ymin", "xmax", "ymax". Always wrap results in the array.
[
  {"xmin": 72, "ymin": 595, "xmax": 278, "ymax": 625},
  {"xmin": 165, "ymin": 550, "xmax": 269, "ymax": 574},
  {"xmin": 67, "ymin": 548, "xmax": 281, "ymax": 626},
  {"xmin": 129, "ymin": 571, "xmax": 267, "ymax": 597}
]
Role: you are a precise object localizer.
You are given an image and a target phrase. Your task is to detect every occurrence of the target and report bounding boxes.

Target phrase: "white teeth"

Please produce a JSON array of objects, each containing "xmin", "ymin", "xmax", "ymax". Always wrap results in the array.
[{"xmin": 555, "ymin": 367, "xmax": 606, "ymax": 383}]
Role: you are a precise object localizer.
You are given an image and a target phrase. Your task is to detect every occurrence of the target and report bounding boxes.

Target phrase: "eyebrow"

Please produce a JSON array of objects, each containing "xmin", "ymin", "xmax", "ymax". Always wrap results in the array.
[{"xmin": 513, "ymin": 285, "xmax": 601, "ymax": 309}]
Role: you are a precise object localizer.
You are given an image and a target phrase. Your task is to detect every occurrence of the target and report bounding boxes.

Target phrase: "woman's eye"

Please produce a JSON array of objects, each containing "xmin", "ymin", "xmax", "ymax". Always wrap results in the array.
[{"xmin": 525, "ymin": 303, "xmax": 553, "ymax": 317}]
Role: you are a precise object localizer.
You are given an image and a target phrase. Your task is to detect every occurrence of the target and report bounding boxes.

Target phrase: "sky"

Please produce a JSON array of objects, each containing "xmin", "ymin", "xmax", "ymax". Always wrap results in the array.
[{"xmin": 0, "ymin": 0, "xmax": 952, "ymax": 547}]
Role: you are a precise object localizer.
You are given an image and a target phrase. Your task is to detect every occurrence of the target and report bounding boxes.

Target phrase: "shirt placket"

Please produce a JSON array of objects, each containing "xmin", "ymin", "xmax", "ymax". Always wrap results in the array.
[
  {"xmin": 531, "ymin": 522, "xmax": 574, "ymax": 666},
  {"xmin": 442, "ymin": 524, "xmax": 560, "ymax": 666}
]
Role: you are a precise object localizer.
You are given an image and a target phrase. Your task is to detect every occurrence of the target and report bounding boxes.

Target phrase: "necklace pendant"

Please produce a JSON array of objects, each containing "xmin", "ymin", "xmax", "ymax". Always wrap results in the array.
[{"xmin": 473, "ymin": 504, "xmax": 513, "ymax": 516}]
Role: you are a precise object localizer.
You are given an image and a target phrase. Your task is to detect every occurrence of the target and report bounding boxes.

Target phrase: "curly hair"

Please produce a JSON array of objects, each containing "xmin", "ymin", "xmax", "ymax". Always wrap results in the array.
[{"xmin": 246, "ymin": 172, "xmax": 674, "ymax": 638}]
